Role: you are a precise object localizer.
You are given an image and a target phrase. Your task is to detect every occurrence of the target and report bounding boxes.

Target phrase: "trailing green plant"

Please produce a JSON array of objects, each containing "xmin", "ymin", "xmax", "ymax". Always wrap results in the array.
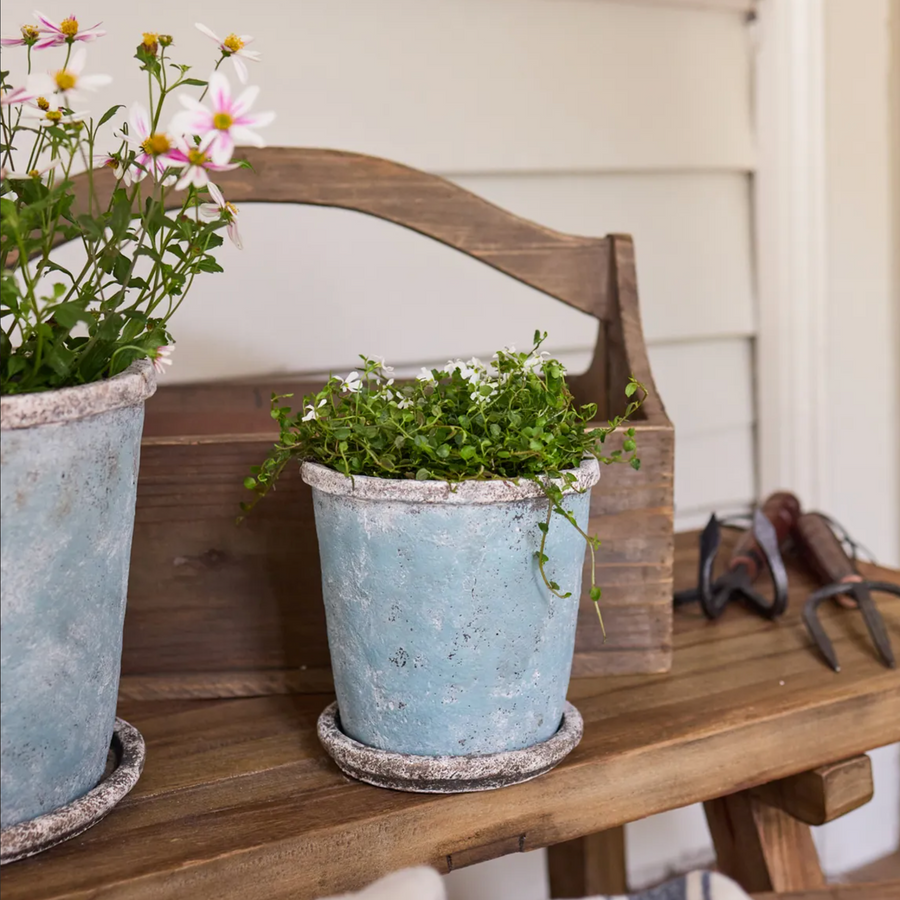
[
  {"xmin": 244, "ymin": 332, "xmax": 646, "ymax": 633},
  {"xmin": 1, "ymin": 17, "xmax": 274, "ymax": 394}
]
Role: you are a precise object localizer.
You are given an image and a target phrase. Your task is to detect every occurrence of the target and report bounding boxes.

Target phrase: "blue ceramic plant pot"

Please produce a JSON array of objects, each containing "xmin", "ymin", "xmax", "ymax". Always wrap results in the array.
[
  {"xmin": 302, "ymin": 458, "xmax": 599, "ymax": 757},
  {"xmin": 0, "ymin": 362, "xmax": 156, "ymax": 830}
]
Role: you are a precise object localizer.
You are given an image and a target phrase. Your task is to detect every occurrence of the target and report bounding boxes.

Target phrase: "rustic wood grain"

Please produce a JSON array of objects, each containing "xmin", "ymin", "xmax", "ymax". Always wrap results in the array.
[
  {"xmin": 705, "ymin": 792, "xmax": 825, "ymax": 892},
  {"xmin": 121, "ymin": 423, "xmax": 672, "ymax": 690},
  {"xmin": 752, "ymin": 882, "xmax": 900, "ymax": 900},
  {"xmin": 69, "ymin": 148, "xmax": 610, "ymax": 319},
  {"xmin": 750, "ymin": 755, "xmax": 874, "ymax": 826},
  {"xmin": 118, "ymin": 162, "xmax": 673, "ymax": 694},
  {"xmin": 547, "ymin": 827, "xmax": 627, "ymax": 897},
  {"xmin": 4, "ymin": 536, "xmax": 897, "ymax": 900}
]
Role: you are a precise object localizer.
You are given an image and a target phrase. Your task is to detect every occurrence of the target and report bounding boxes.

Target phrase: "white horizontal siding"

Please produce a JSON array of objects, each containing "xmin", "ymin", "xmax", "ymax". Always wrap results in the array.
[
  {"xmin": 454, "ymin": 173, "xmax": 755, "ymax": 343},
  {"xmin": 93, "ymin": 171, "xmax": 752, "ymax": 384},
  {"xmin": 3, "ymin": 0, "xmax": 754, "ymax": 173}
]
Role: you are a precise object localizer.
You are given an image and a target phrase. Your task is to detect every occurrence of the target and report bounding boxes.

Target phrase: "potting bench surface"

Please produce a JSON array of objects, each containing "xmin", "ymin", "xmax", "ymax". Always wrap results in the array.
[{"xmin": 4, "ymin": 532, "xmax": 899, "ymax": 900}]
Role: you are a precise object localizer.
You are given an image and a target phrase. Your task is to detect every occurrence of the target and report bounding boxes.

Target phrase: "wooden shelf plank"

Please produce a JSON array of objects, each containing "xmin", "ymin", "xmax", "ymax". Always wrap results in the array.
[{"xmin": 3, "ymin": 534, "xmax": 898, "ymax": 900}]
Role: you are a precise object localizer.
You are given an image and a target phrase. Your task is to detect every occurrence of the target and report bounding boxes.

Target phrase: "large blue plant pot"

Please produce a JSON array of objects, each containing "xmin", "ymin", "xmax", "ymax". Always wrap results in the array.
[
  {"xmin": 302, "ymin": 458, "xmax": 599, "ymax": 757},
  {"xmin": 0, "ymin": 362, "xmax": 156, "ymax": 830}
]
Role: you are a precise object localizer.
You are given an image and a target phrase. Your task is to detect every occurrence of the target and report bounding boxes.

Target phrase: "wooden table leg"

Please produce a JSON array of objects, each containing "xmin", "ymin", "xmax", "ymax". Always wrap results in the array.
[
  {"xmin": 704, "ymin": 792, "xmax": 825, "ymax": 892},
  {"xmin": 704, "ymin": 754, "xmax": 873, "ymax": 892},
  {"xmin": 547, "ymin": 826, "xmax": 627, "ymax": 898}
]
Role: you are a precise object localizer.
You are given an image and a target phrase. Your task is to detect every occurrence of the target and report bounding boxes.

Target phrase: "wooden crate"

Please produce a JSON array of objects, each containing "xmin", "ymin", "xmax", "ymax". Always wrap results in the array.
[{"xmin": 114, "ymin": 149, "xmax": 674, "ymax": 700}]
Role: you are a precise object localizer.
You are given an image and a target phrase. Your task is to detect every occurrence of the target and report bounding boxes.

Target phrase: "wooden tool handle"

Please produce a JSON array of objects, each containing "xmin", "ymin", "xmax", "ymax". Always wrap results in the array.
[
  {"xmin": 794, "ymin": 512, "xmax": 860, "ymax": 586},
  {"xmin": 729, "ymin": 492, "xmax": 802, "ymax": 579}
]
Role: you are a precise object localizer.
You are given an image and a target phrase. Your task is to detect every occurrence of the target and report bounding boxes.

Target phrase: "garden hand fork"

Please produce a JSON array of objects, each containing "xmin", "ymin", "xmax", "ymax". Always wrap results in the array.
[{"xmin": 794, "ymin": 512, "xmax": 897, "ymax": 672}]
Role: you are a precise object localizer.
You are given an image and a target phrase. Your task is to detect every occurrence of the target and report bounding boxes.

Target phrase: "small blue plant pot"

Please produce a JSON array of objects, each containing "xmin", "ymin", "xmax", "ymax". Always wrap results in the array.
[
  {"xmin": 302, "ymin": 458, "xmax": 599, "ymax": 758},
  {"xmin": 1, "ymin": 362, "xmax": 155, "ymax": 831}
]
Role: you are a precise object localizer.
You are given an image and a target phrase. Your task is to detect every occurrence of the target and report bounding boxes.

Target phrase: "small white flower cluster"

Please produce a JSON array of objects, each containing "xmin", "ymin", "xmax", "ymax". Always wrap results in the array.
[{"xmin": 320, "ymin": 347, "xmax": 563, "ymax": 411}]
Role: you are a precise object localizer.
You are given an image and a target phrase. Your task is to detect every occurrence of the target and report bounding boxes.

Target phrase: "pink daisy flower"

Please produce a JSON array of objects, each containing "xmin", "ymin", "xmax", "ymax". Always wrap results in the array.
[
  {"xmin": 199, "ymin": 183, "xmax": 242, "ymax": 249},
  {"xmin": 119, "ymin": 103, "xmax": 179, "ymax": 186},
  {"xmin": 32, "ymin": 12, "xmax": 105, "ymax": 49},
  {"xmin": 172, "ymin": 71, "xmax": 273, "ymax": 166},
  {"xmin": 0, "ymin": 85, "xmax": 39, "ymax": 106},
  {"xmin": 25, "ymin": 47, "xmax": 112, "ymax": 106},
  {"xmin": 3, "ymin": 158, "xmax": 62, "ymax": 181},
  {"xmin": 152, "ymin": 344, "xmax": 175, "ymax": 375},
  {"xmin": 195, "ymin": 23, "xmax": 260, "ymax": 85},
  {"xmin": 167, "ymin": 139, "xmax": 239, "ymax": 191},
  {"xmin": 1, "ymin": 24, "xmax": 42, "ymax": 47}
]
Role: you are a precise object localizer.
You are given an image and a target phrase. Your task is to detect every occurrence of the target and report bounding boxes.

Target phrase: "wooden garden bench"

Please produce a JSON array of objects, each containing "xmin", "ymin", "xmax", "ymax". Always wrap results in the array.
[
  {"xmin": 3, "ymin": 149, "xmax": 897, "ymax": 898},
  {"xmin": 2, "ymin": 531, "xmax": 897, "ymax": 899}
]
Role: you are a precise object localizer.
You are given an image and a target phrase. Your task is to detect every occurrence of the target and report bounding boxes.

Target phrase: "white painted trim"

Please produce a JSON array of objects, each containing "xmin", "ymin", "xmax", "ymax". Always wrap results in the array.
[{"xmin": 753, "ymin": 0, "xmax": 829, "ymax": 507}]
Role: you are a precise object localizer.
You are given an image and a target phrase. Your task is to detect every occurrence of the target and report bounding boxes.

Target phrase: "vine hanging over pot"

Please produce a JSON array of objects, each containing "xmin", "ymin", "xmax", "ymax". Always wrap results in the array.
[{"xmin": 243, "ymin": 331, "xmax": 647, "ymax": 632}]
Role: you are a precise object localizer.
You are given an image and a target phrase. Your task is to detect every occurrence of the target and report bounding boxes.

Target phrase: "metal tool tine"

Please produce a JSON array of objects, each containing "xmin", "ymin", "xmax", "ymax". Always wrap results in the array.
[
  {"xmin": 673, "ymin": 586, "xmax": 700, "ymax": 605},
  {"xmin": 855, "ymin": 587, "xmax": 896, "ymax": 669},
  {"xmin": 698, "ymin": 514, "xmax": 722, "ymax": 620},
  {"xmin": 752, "ymin": 508, "xmax": 789, "ymax": 617},
  {"xmin": 803, "ymin": 588, "xmax": 841, "ymax": 672}
]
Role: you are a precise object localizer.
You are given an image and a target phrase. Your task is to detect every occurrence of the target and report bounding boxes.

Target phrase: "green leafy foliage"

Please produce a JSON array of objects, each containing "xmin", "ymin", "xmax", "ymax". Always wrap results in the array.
[
  {"xmin": 1, "ymin": 33, "xmax": 240, "ymax": 395},
  {"xmin": 244, "ymin": 332, "xmax": 647, "ymax": 631}
]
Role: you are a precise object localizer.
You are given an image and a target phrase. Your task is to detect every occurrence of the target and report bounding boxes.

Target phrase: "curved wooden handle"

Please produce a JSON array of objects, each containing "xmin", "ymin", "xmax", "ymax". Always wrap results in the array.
[
  {"xmin": 729, "ymin": 492, "xmax": 802, "ymax": 579},
  {"xmin": 794, "ymin": 513, "xmax": 860, "ymax": 586}
]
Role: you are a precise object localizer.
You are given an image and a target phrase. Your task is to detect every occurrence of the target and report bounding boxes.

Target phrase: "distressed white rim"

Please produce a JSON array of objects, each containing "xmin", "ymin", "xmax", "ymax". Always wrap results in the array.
[
  {"xmin": 1, "ymin": 361, "xmax": 157, "ymax": 431},
  {"xmin": 318, "ymin": 701, "xmax": 583, "ymax": 793},
  {"xmin": 0, "ymin": 718, "xmax": 146, "ymax": 864},
  {"xmin": 301, "ymin": 457, "xmax": 600, "ymax": 504}
]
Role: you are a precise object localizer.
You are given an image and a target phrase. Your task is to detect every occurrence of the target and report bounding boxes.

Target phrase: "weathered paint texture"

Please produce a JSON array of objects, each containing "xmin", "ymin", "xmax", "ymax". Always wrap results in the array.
[
  {"xmin": 0, "ymin": 717, "xmax": 146, "ymax": 864},
  {"xmin": 317, "ymin": 700, "xmax": 583, "ymax": 792},
  {"xmin": 0, "ymin": 363, "xmax": 155, "ymax": 830},
  {"xmin": 303, "ymin": 459, "xmax": 599, "ymax": 757}
]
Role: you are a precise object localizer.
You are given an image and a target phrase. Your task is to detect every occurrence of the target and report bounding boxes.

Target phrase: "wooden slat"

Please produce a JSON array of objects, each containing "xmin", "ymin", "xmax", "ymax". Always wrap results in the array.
[
  {"xmin": 750, "ymin": 755, "xmax": 874, "ymax": 826},
  {"xmin": 3, "ymin": 536, "xmax": 898, "ymax": 900},
  {"xmin": 120, "ymin": 422, "xmax": 672, "ymax": 692}
]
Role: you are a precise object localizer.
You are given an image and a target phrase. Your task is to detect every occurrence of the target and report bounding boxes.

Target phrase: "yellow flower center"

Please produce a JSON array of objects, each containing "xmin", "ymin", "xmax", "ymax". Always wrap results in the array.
[
  {"xmin": 223, "ymin": 33, "xmax": 244, "ymax": 53},
  {"xmin": 54, "ymin": 70, "xmax": 77, "ymax": 92},
  {"xmin": 27, "ymin": 169, "xmax": 40, "ymax": 178},
  {"xmin": 213, "ymin": 112, "xmax": 233, "ymax": 131},
  {"xmin": 140, "ymin": 133, "xmax": 171, "ymax": 156},
  {"xmin": 103, "ymin": 157, "xmax": 119, "ymax": 169},
  {"xmin": 21, "ymin": 24, "xmax": 40, "ymax": 41},
  {"xmin": 45, "ymin": 110, "xmax": 62, "ymax": 123},
  {"xmin": 36, "ymin": 96, "xmax": 50, "ymax": 111},
  {"xmin": 187, "ymin": 148, "xmax": 208, "ymax": 166},
  {"xmin": 60, "ymin": 16, "xmax": 79, "ymax": 37},
  {"xmin": 141, "ymin": 32, "xmax": 159, "ymax": 51},
  {"xmin": 225, "ymin": 201, "xmax": 239, "ymax": 217}
]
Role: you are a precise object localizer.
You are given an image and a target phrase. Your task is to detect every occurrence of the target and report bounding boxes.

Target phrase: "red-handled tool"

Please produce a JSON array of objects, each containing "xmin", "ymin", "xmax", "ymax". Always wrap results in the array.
[
  {"xmin": 794, "ymin": 512, "xmax": 897, "ymax": 672},
  {"xmin": 674, "ymin": 492, "xmax": 801, "ymax": 620}
]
